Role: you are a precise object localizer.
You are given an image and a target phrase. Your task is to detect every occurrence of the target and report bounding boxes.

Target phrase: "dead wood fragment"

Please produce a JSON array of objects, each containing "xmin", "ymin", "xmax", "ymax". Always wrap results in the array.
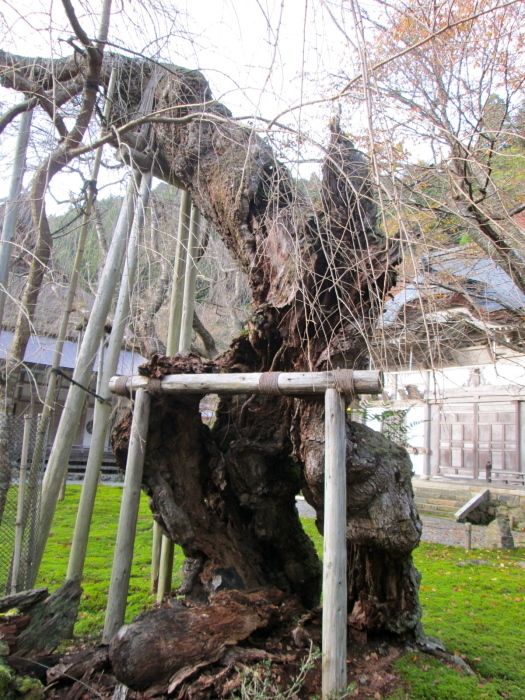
[
  {"xmin": 0, "ymin": 614, "xmax": 30, "ymax": 651},
  {"xmin": 0, "ymin": 587, "xmax": 48, "ymax": 613},
  {"xmin": 109, "ymin": 588, "xmax": 299, "ymax": 693},
  {"xmin": 138, "ymin": 352, "xmax": 218, "ymax": 378},
  {"xmin": 46, "ymin": 646, "xmax": 109, "ymax": 685},
  {"xmin": 17, "ymin": 577, "xmax": 82, "ymax": 656}
]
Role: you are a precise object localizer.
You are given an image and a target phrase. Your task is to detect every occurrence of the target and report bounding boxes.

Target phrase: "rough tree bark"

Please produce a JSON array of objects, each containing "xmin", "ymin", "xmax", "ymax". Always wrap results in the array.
[{"xmin": 0, "ymin": 50, "xmax": 422, "ymax": 668}]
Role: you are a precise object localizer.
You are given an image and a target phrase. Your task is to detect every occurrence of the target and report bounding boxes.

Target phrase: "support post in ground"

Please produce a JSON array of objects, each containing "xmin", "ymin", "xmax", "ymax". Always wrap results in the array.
[
  {"xmin": 31, "ymin": 173, "xmax": 139, "ymax": 585},
  {"xmin": 465, "ymin": 523, "xmax": 472, "ymax": 551},
  {"xmin": 322, "ymin": 387, "xmax": 347, "ymax": 700},
  {"xmin": 155, "ymin": 189, "xmax": 192, "ymax": 601},
  {"xmin": 103, "ymin": 388, "xmax": 151, "ymax": 643},
  {"xmin": 10, "ymin": 415, "xmax": 31, "ymax": 594},
  {"xmin": 67, "ymin": 172, "xmax": 152, "ymax": 582}
]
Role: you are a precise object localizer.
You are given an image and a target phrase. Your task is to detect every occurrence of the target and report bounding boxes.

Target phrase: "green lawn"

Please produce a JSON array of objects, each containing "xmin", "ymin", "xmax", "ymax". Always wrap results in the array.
[
  {"xmin": 36, "ymin": 485, "xmax": 185, "ymax": 638},
  {"xmin": 38, "ymin": 486, "xmax": 525, "ymax": 699}
]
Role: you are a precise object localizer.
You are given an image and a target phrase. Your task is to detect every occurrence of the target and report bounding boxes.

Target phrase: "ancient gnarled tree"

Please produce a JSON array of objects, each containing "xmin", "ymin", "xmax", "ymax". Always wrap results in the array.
[{"xmin": 1, "ymin": 49, "xmax": 422, "ymax": 690}]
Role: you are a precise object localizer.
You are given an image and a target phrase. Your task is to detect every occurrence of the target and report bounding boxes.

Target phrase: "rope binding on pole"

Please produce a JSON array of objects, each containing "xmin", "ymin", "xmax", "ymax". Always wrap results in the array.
[{"xmin": 258, "ymin": 372, "xmax": 282, "ymax": 395}]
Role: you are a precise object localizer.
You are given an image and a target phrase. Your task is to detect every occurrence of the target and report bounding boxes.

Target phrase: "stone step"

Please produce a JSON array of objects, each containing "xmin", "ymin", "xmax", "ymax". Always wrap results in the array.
[
  {"xmin": 416, "ymin": 503, "xmax": 457, "ymax": 516},
  {"xmin": 424, "ymin": 497, "xmax": 465, "ymax": 507},
  {"xmin": 414, "ymin": 487, "xmax": 470, "ymax": 498},
  {"xmin": 414, "ymin": 490, "xmax": 470, "ymax": 503},
  {"xmin": 414, "ymin": 493, "xmax": 464, "ymax": 508},
  {"xmin": 414, "ymin": 498, "xmax": 463, "ymax": 516}
]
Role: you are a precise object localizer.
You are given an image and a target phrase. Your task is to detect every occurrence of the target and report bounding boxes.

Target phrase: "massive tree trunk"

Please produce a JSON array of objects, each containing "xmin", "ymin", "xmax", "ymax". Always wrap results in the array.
[
  {"xmin": 1, "ymin": 51, "xmax": 422, "ymax": 643},
  {"xmin": 105, "ymin": 60, "xmax": 422, "ymax": 637}
]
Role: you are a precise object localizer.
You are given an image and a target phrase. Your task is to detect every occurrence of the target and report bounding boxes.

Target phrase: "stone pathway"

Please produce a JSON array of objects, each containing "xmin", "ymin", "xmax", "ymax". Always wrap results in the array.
[{"xmin": 296, "ymin": 498, "xmax": 525, "ymax": 549}]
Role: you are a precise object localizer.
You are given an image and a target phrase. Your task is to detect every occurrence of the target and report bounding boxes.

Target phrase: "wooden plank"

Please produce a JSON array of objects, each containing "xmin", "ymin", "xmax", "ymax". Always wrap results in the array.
[
  {"xmin": 455, "ymin": 489, "xmax": 490, "ymax": 522},
  {"xmin": 102, "ymin": 389, "xmax": 151, "ymax": 643},
  {"xmin": 322, "ymin": 387, "xmax": 347, "ymax": 699},
  {"xmin": 109, "ymin": 370, "xmax": 382, "ymax": 397}
]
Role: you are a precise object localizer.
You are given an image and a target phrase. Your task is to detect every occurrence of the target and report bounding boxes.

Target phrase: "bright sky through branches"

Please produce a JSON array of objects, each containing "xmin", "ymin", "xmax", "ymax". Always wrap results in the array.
[{"xmin": 0, "ymin": 0, "xmax": 350, "ymax": 207}]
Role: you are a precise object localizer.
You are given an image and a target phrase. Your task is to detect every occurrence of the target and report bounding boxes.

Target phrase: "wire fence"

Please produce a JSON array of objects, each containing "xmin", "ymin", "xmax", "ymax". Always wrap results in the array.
[{"xmin": 0, "ymin": 414, "xmax": 48, "ymax": 594}]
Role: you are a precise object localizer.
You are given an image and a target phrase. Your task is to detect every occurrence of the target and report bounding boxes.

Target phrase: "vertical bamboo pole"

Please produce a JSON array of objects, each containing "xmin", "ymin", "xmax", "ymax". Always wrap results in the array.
[
  {"xmin": 67, "ymin": 172, "xmax": 152, "ymax": 581},
  {"xmin": 166, "ymin": 190, "xmax": 192, "ymax": 354},
  {"xmin": 10, "ymin": 415, "xmax": 31, "ymax": 594},
  {"xmin": 0, "ymin": 109, "xmax": 33, "ymax": 329},
  {"xmin": 31, "ymin": 173, "xmax": 139, "ymax": 585},
  {"xmin": 21, "ymin": 413, "xmax": 46, "ymax": 590},
  {"xmin": 322, "ymin": 387, "xmax": 347, "ymax": 700},
  {"xmin": 103, "ymin": 388, "xmax": 151, "ymax": 642},
  {"xmin": 178, "ymin": 205, "xmax": 201, "ymax": 352},
  {"xmin": 153, "ymin": 189, "xmax": 191, "ymax": 598},
  {"xmin": 150, "ymin": 521, "xmax": 162, "ymax": 593}
]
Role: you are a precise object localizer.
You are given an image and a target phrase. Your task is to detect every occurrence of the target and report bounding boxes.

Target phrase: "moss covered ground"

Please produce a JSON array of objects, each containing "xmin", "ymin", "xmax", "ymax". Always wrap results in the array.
[{"xmin": 38, "ymin": 486, "xmax": 525, "ymax": 698}]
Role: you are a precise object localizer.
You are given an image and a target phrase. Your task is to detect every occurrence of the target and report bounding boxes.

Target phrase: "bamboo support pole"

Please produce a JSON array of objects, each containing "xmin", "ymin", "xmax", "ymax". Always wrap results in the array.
[
  {"xmin": 150, "ymin": 520, "xmax": 162, "ymax": 593},
  {"xmin": 155, "ymin": 189, "xmax": 192, "ymax": 599},
  {"xmin": 157, "ymin": 535, "xmax": 174, "ymax": 603},
  {"xmin": 21, "ymin": 413, "xmax": 46, "ymax": 590},
  {"xmin": 31, "ymin": 173, "xmax": 139, "ymax": 585},
  {"xmin": 166, "ymin": 189, "xmax": 192, "ymax": 355},
  {"xmin": 0, "ymin": 109, "xmax": 33, "ymax": 329},
  {"xmin": 10, "ymin": 415, "xmax": 31, "ymax": 594},
  {"xmin": 322, "ymin": 387, "xmax": 348, "ymax": 700},
  {"xmin": 29, "ymin": 69, "xmax": 118, "ymax": 527},
  {"xmin": 102, "ymin": 388, "xmax": 151, "ymax": 643},
  {"xmin": 179, "ymin": 205, "xmax": 201, "ymax": 352},
  {"xmin": 67, "ymin": 173, "xmax": 152, "ymax": 581}
]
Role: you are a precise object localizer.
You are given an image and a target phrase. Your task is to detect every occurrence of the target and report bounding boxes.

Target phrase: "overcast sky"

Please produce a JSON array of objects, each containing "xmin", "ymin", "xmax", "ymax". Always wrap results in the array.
[{"xmin": 0, "ymin": 0, "xmax": 361, "ymax": 207}]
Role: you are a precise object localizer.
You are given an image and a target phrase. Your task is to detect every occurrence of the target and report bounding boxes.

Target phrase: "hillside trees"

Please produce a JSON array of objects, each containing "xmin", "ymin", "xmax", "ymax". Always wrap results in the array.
[{"xmin": 347, "ymin": 0, "xmax": 525, "ymax": 292}]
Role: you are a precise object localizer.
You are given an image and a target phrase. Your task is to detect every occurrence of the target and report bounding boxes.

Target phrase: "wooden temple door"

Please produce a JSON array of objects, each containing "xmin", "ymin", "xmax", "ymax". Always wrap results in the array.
[{"xmin": 437, "ymin": 401, "xmax": 521, "ymax": 480}]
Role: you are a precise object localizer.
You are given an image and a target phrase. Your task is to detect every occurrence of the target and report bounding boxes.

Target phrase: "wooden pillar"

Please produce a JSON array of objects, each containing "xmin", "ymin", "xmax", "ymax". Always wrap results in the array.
[
  {"xmin": 464, "ymin": 523, "xmax": 472, "ymax": 551},
  {"xmin": 423, "ymin": 370, "xmax": 432, "ymax": 480},
  {"xmin": 103, "ymin": 388, "xmax": 151, "ymax": 643},
  {"xmin": 322, "ymin": 387, "xmax": 347, "ymax": 699}
]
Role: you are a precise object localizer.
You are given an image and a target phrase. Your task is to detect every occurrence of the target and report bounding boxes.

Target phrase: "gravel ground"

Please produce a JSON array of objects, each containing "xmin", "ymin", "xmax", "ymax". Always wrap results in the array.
[{"xmin": 296, "ymin": 498, "xmax": 525, "ymax": 549}]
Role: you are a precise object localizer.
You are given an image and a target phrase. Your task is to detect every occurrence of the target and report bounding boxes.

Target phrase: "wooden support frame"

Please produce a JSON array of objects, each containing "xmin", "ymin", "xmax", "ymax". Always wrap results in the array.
[
  {"xmin": 104, "ymin": 368, "xmax": 382, "ymax": 698},
  {"xmin": 109, "ymin": 370, "xmax": 381, "ymax": 397}
]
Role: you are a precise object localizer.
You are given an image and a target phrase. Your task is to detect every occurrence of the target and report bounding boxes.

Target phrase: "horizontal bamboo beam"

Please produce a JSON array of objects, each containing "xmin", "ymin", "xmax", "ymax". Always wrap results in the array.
[{"xmin": 109, "ymin": 369, "xmax": 382, "ymax": 397}]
